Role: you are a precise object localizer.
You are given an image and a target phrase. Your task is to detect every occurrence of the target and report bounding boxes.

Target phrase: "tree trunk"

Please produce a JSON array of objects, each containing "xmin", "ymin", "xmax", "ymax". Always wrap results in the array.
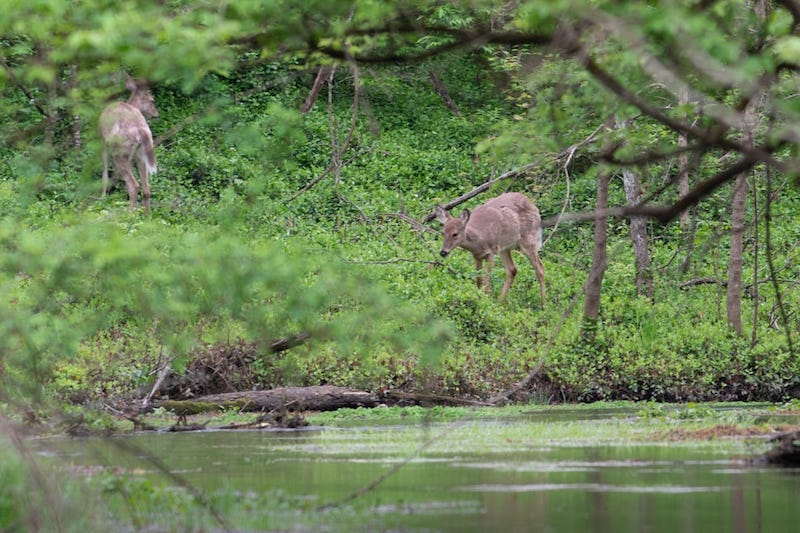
[
  {"xmin": 726, "ymin": 172, "xmax": 748, "ymax": 334},
  {"xmin": 583, "ymin": 169, "xmax": 611, "ymax": 337},
  {"xmin": 69, "ymin": 64, "xmax": 81, "ymax": 149},
  {"xmin": 750, "ymin": 174, "xmax": 759, "ymax": 347},
  {"xmin": 582, "ymin": 115, "xmax": 620, "ymax": 338},
  {"xmin": 622, "ymin": 168, "xmax": 653, "ymax": 298},
  {"xmin": 726, "ymin": 101, "xmax": 758, "ymax": 335},
  {"xmin": 728, "ymin": 0, "xmax": 766, "ymax": 335},
  {"xmin": 677, "ymin": 86, "xmax": 691, "ymax": 230},
  {"xmin": 676, "ymin": 86, "xmax": 698, "ymax": 275}
]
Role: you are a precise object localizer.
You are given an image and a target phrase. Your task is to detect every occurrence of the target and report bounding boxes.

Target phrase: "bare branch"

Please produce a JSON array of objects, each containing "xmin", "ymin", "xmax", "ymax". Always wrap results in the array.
[
  {"xmin": 270, "ymin": 332, "xmax": 311, "ymax": 353},
  {"xmin": 543, "ymin": 156, "xmax": 756, "ymax": 227},
  {"xmin": 0, "ymin": 55, "xmax": 48, "ymax": 117},
  {"xmin": 421, "ymin": 163, "xmax": 537, "ymax": 223},
  {"xmin": 313, "ymin": 26, "xmax": 553, "ymax": 64},
  {"xmin": 423, "ymin": 123, "xmax": 603, "ymax": 225},
  {"xmin": 301, "ymin": 65, "xmax": 334, "ymax": 113},
  {"xmin": 429, "ymin": 70, "xmax": 461, "ymax": 116}
]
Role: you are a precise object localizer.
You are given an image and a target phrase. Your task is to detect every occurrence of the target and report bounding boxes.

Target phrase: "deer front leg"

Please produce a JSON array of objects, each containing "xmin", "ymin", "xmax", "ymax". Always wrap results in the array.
[
  {"xmin": 478, "ymin": 256, "xmax": 495, "ymax": 296},
  {"xmin": 498, "ymin": 250, "xmax": 517, "ymax": 302},
  {"xmin": 474, "ymin": 257, "xmax": 488, "ymax": 295},
  {"xmin": 102, "ymin": 149, "xmax": 110, "ymax": 196},
  {"xmin": 532, "ymin": 251, "xmax": 546, "ymax": 306},
  {"xmin": 520, "ymin": 240, "xmax": 546, "ymax": 306}
]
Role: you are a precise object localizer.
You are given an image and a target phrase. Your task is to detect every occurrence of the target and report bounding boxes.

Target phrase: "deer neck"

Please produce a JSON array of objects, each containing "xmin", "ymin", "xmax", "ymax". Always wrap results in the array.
[{"xmin": 461, "ymin": 230, "xmax": 485, "ymax": 255}]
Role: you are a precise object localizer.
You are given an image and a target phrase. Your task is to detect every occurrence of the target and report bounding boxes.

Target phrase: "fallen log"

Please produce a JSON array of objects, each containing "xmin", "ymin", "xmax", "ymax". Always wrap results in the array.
[
  {"xmin": 383, "ymin": 390, "xmax": 492, "ymax": 407},
  {"xmin": 757, "ymin": 429, "xmax": 800, "ymax": 466},
  {"xmin": 156, "ymin": 385, "xmax": 380, "ymax": 415}
]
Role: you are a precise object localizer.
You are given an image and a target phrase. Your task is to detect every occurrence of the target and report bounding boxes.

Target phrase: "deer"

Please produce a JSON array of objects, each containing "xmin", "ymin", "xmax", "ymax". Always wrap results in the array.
[
  {"xmin": 435, "ymin": 192, "xmax": 546, "ymax": 305},
  {"xmin": 99, "ymin": 74, "xmax": 158, "ymax": 211}
]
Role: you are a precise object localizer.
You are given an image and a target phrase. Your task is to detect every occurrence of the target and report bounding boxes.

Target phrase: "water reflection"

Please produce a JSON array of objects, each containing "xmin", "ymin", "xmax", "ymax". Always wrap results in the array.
[{"xmin": 33, "ymin": 410, "xmax": 800, "ymax": 532}]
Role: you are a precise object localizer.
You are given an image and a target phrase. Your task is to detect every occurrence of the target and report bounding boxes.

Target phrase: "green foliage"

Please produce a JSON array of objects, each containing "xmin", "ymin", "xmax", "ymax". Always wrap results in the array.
[
  {"xmin": 0, "ymin": 446, "xmax": 28, "ymax": 531},
  {"xmin": 0, "ymin": 208, "xmax": 451, "ymax": 405},
  {"xmin": 2, "ymin": 0, "xmax": 800, "ymax": 411}
]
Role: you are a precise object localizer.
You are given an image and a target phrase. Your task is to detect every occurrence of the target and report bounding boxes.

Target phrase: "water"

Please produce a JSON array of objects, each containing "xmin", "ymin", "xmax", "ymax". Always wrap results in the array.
[{"xmin": 33, "ymin": 409, "xmax": 800, "ymax": 532}]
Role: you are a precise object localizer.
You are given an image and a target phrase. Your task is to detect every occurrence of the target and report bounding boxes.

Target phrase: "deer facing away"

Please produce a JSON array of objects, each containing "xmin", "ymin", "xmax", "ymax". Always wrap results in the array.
[
  {"xmin": 99, "ymin": 75, "xmax": 158, "ymax": 210},
  {"xmin": 435, "ymin": 192, "xmax": 546, "ymax": 305}
]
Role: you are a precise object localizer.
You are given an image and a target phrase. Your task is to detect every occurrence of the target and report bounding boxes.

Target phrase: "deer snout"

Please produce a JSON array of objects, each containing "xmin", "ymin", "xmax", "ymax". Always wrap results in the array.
[{"xmin": 440, "ymin": 249, "xmax": 449, "ymax": 258}]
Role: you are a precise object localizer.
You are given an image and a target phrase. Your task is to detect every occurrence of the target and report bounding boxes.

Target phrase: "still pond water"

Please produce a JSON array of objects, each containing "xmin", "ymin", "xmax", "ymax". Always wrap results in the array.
[{"xmin": 39, "ymin": 406, "xmax": 800, "ymax": 532}]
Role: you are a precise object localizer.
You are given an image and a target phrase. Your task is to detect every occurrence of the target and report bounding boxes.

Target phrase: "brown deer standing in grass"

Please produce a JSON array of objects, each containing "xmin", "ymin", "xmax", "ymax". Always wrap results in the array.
[
  {"xmin": 435, "ymin": 192, "xmax": 546, "ymax": 305},
  {"xmin": 99, "ymin": 75, "xmax": 158, "ymax": 210}
]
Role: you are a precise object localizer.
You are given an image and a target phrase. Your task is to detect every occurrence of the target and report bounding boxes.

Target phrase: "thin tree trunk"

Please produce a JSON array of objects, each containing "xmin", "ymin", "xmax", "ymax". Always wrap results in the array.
[
  {"xmin": 583, "ymin": 116, "xmax": 618, "ymax": 339},
  {"xmin": 583, "ymin": 169, "xmax": 611, "ymax": 337},
  {"xmin": 750, "ymin": 174, "xmax": 759, "ymax": 347},
  {"xmin": 726, "ymin": 102, "xmax": 758, "ymax": 334},
  {"xmin": 677, "ymin": 86, "xmax": 690, "ymax": 230},
  {"xmin": 727, "ymin": 172, "xmax": 748, "ymax": 334},
  {"xmin": 301, "ymin": 65, "xmax": 334, "ymax": 114},
  {"xmin": 69, "ymin": 64, "xmax": 81, "ymax": 149},
  {"xmin": 622, "ymin": 168, "xmax": 653, "ymax": 298},
  {"xmin": 429, "ymin": 70, "xmax": 461, "ymax": 116},
  {"xmin": 676, "ymin": 86, "xmax": 697, "ymax": 275},
  {"xmin": 728, "ymin": 0, "xmax": 766, "ymax": 335},
  {"xmin": 44, "ymin": 73, "xmax": 58, "ymax": 147}
]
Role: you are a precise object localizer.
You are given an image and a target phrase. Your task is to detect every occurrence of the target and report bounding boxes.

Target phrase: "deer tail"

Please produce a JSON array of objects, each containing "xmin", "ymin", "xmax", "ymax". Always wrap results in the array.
[
  {"xmin": 143, "ymin": 133, "xmax": 157, "ymax": 174},
  {"xmin": 534, "ymin": 221, "xmax": 543, "ymax": 250}
]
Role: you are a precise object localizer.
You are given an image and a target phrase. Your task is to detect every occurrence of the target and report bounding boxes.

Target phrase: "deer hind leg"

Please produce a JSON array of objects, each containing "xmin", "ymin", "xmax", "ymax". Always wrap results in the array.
[
  {"xmin": 102, "ymin": 149, "xmax": 111, "ymax": 196},
  {"xmin": 498, "ymin": 250, "xmax": 518, "ymax": 302},
  {"xmin": 135, "ymin": 151, "xmax": 151, "ymax": 212},
  {"xmin": 520, "ymin": 239, "xmax": 546, "ymax": 306},
  {"xmin": 115, "ymin": 155, "xmax": 139, "ymax": 210},
  {"xmin": 124, "ymin": 171, "xmax": 139, "ymax": 210}
]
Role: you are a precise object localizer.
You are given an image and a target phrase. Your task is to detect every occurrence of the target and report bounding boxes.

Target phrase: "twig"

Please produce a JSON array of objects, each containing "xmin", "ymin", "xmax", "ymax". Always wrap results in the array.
[
  {"xmin": 421, "ymin": 162, "xmax": 540, "ymax": 223},
  {"xmin": 422, "ymin": 125, "xmax": 602, "ymax": 227},
  {"xmin": 764, "ymin": 162, "xmax": 795, "ymax": 355},
  {"xmin": 548, "ymin": 122, "xmax": 605, "ymax": 244},
  {"xmin": 678, "ymin": 277, "xmax": 725, "ymax": 289},
  {"xmin": 143, "ymin": 353, "xmax": 173, "ymax": 408},
  {"xmin": 379, "ymin": 211, "xmax": 436, "ymax": 233},
  {"xmin": 344, "ymin": 257, "xmax": 440, "ymax": 266},
  {"xmin": 270, "ymin": 332, "xmax": 311, "ymax": 353},
  {"xmin": 290, "ymin": 57, "xmax": 366, "ymax": 202}
]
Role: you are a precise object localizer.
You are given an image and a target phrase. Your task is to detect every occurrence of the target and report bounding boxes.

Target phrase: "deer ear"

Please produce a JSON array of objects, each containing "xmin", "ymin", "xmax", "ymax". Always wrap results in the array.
[
  {"xmin": 434, "ymin": 205, "xmax": 449, "ymax": 223},
  {"xmin": 125, "ymin": 74, "xmax": 138, "ymax": 92},
  {"xmin": 459, "ymin": 208, "xmax": 470, "ymax": 223}
]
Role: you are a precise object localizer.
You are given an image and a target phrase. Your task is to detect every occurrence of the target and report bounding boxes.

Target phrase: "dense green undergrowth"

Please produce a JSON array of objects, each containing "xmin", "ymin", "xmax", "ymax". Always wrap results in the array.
[{"xmin": 2, "ymin": 53, "xmax": 799, "ymax": 416}]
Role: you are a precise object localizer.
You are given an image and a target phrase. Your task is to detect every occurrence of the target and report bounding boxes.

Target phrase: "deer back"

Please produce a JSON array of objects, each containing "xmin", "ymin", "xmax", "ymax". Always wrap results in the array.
[
  {"xmin": 464, "ymin": 193, "xmax": 540, "ymax": 256},
  {"xmin": 436, "ymin": 192, "xmax": 541, "ymax": 259},
  {"xmin": 99, "ymin": 103, "xmax": 151, "ymax": 152}
]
